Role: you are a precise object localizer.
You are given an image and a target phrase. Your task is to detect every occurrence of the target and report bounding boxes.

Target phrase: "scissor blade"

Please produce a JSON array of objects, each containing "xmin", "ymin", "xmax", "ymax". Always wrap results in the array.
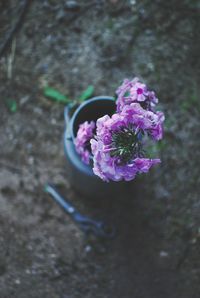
[{"xmin": 45, "ymin": 184, "xmax": 75, "ymax": 214}]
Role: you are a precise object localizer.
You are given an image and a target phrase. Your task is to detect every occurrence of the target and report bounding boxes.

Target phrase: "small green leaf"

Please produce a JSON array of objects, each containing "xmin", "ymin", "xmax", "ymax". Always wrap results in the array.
[
  {"xmin": 79, "ymin": 85, "xmax": 94, "ymax": 102},
  {"xmin": 6, "ymin": 100, "xmax": 17, "ymax": 113},
  {"xmin": 44, "ymin": 87, "xmax": 70, "ymax": 104}
]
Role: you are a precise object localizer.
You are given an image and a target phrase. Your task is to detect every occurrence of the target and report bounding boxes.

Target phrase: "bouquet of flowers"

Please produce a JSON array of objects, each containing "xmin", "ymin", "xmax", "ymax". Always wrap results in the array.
[{"xmin": 74, "ymin": 77, "xmax": 165, "ymax": 182}]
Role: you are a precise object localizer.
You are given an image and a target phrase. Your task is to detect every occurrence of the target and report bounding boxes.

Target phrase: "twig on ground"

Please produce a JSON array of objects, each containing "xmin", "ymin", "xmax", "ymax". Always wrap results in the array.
[
  {"xmin": 7, "ymin": 38, "xmax": 16, "ymax": 79},
  {"xmin": 0, "ymin": 0, "xmax": 32, "ymax": 58}
]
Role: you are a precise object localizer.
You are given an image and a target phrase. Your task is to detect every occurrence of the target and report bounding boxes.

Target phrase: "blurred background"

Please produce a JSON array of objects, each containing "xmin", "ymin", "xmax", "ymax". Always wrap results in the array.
[{"xmin": 0, "ymin": 0, "xmax": 200, "ymax": 297}]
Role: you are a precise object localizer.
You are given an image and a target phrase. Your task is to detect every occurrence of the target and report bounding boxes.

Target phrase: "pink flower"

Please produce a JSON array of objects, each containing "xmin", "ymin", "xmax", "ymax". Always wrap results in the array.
[
  {"xmin": 130, "ymin": 82, "xmax": 148, "ymax": 102},
  {"xmin": 74, "ymin": 121, "xmax": 95, "ymax": 164},
  {"xmin": 121, "ymin": 103, "xmax": 165, "ymax": 140},
  {"xmin": 133, "ymin": 158, "xmax": 161, "ymax": 173},
  {"xmin": 116, "ymin": 77, "xmax": 159, "ymax": 112},
  {"xmin": 90, "ymin": 105, "xmax": 162, "ymax": 182},
  {"xmin": 74, "ymin": 76, "xmax": 165, "ymax": 182}
]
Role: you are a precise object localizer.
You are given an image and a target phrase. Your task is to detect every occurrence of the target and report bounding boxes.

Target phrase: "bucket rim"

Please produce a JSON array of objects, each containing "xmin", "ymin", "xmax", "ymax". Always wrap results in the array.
[{"xmin": 70, "ymin": 96, "xmax": 115, "ymax": 140}]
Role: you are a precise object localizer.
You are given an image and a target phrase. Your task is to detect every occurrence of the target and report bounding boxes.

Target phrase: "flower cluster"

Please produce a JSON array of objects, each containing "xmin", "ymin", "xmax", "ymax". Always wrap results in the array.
[
  {"xmin": 74, "ymin": 77, "xmax": 165, "ymax": 182},
  {"xmin": 74, "ymin": 121, "xmax": 95, "ymax": 164},
  {"xmin": 116, "ymin": 77, "xmax": 158, "ymax": 112},
  {"xmin": 90, "ymin": 103, "xmax": 163, "ymax": 182}
]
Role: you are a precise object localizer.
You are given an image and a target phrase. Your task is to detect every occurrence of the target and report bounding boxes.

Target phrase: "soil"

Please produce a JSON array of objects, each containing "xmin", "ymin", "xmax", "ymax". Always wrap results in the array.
[{"xmin": 0, "ymin": 0, "xmax": 200, "ymax": 297}]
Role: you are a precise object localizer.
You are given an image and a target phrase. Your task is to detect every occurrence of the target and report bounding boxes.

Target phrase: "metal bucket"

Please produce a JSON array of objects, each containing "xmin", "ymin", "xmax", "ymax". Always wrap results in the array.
[{"xmin": 63, "ymin": 96, "xmax": 133, "ymax": 199}]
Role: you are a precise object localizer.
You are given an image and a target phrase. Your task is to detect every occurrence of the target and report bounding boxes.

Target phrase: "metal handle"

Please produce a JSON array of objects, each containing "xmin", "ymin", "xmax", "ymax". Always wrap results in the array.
[
  {"xmin": 64, "ymin": 104, "xmax": 74, "ymax": 141},
  {"xmin": 44, "ymin": 184, "xmax": 116, "ymax": 239},
  {"xmin": 64, "ymin": 105, "xmax": 71, "ymax": 126},
  {"xmin": 45, "ymin": 184, "xmax": 75, "ymax": 214}
]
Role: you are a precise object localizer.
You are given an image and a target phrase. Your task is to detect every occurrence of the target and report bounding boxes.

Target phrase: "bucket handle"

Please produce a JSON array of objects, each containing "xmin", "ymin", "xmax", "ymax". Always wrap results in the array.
[
  {"xmin": 64, "ymin": 105, "xmax": 73, "ymax": 141},
  {"xmin": 64, "ymin": 105, "xmax": 71, "ymax": 126}
]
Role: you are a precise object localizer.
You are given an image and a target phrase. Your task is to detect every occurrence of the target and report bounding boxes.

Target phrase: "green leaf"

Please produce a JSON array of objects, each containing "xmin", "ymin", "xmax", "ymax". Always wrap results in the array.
[
  {"xmin": 6, "ymin": 100, "xmax": 17, "ymax": 113},
  {"xmin": 44, "ymin": 87, "xmax": 70, "ymax": 104},
  {"xmin": 79, "ymin": 85, "xmax": 94, "ymax": 102}
]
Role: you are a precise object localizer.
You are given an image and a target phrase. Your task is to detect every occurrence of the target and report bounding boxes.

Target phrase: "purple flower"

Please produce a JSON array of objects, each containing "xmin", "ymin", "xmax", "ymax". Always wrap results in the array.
[
  {"xmin": 145, "ymin": 110, "xmax": 165, "ymax": 140},
  {"xmin": 74, "ymin": 121, "xmax": 95, "ymax": 164},
  {"xmin": 73, "ymin": 76, "xmax": 165, "ymax": 182},
  {"xmin": 121, "ymin": 103, "xmax": 165, "ymax": 140},
  {"xmin": 130, "ymin": 81, "xmax": 148, "ymax": 102},
  {"xmin": 116, "ymin": 77, "xmax": 159, "ymax": 112},
  {"xmin": 90, "ymin": 105, "xmax": 162, "ymax": 182},
  {"xmin": 91, "ymin": 136, "xmax": 160, "ymax": 182},
  {"xmin": 133, "ymin": 158, "xmax": 161, "ymax": 172}
]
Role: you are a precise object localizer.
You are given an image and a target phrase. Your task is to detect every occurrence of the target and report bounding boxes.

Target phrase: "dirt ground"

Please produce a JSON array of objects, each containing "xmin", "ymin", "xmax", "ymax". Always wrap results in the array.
[{"xmin": 0, "ymin": 0, "xmax": 200, "ymax": 297}]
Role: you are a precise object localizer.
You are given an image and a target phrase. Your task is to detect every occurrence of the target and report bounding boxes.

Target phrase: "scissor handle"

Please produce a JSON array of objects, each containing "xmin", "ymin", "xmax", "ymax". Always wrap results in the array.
[
  {"xmin": 45, "ymin": 184, "xmax": 116, "ymax": 239},
  {"xmin": 73, "ymin": 212, "xmax": 116, "ymax": 239}
]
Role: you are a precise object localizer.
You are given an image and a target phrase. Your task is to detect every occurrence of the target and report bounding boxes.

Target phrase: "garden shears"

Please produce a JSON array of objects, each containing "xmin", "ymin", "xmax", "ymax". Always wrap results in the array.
[{"xmin": 45, "ymin": 184, "xmax": 115, "ymax": 239}]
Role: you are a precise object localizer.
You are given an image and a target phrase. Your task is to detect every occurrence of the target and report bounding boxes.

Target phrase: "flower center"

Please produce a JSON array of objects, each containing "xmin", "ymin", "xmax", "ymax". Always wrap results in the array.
[
  {"xmin": 110, "ymin": 127, "xmax": 144, "ymax": 164},
  {"xmin": 137, "ymin": 88, "xmax": 143, "ymax": 95}
]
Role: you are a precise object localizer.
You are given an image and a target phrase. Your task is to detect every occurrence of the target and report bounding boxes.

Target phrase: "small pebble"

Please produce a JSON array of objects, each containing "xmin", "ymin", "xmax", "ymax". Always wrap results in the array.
[
  {"xmin": 72, "ymin": 67, "xmax": 79, "ymax": 74},
  {"xmin": 159, "ymin": 251, "xmax": 169, "ymax": 258},
  {"xmin": 64, "ymin": 1, "xmax": 80, "ymax": 10},
  {"xmin": 27, "ymin": 244, "xmax": 33, "ymax": 251},
  {"xmin": 15, "ymin": 279, "xmax": 21, "ymax": 285},
  {"xmin": 28, "ymin": 156, "xmax": 34, "ymax": 165},
  {"xmin": 51, "ymin": 118, "xmax": 57, "ymax": 125},
  {"xmin": 56, "ymin": 10, "xmax": 66, "ymax": 21},
  {"xmin": 85, "ymin": 245, "xmax": 92, "ymax": 253},
  {"xmin": 147, "ymin": 62, "xmax": 155, "ymax": 71},
  {"xmin": 20, "ymin": 95, "xmax": 30, "ymax": 106},
  {"xmin": 25, "ymin": 269, "xmax": 31, "ymax": 274},
  {"xmin": 8, "ymin": 133, "xmax": 14, "ymax": 140},
  {"xmin": 26, "ymin": 143, "xmax": 33, "ymax": 150},
  {"xmin": 33, "ymin": 107, "xmax": 43, "ymax": 115}
]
